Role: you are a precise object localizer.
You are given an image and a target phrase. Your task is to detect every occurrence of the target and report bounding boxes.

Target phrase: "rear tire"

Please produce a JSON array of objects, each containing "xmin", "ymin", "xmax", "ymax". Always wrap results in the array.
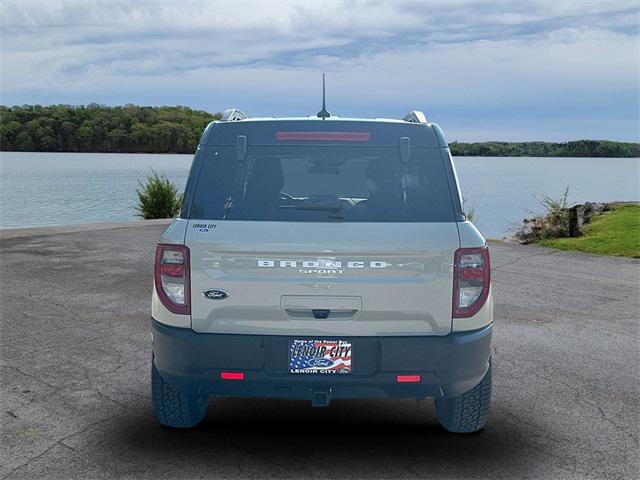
[
  {"xmin": 151, "ymin": 356, "xmax": 208, "ymax": 428},
  {"xmin": 435, "ymin": 360, "xmax": 492, "ymax": 433}
]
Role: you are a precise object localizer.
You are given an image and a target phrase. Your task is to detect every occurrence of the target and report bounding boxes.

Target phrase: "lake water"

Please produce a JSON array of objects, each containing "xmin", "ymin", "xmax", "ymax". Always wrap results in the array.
[{"xmin": 1, "ymin": 152, "xmax": 638, "ymax": 238}]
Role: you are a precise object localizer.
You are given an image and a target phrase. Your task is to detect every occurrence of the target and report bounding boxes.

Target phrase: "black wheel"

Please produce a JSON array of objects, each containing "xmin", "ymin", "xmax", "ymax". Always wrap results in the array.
[
  {"xmin": 151, "ymin": 356, "xmax": 208, "ymax": 428},
  {"xmin": 435, "ymin": 360, "xmax": 492, "ymax": 433}
]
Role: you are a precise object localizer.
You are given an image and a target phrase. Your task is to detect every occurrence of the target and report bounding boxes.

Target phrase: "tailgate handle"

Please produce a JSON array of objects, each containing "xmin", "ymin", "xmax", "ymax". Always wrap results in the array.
[
  {"xmin": 281, "ymin": 296, "xmax": 361, "ymax": 320},
  {"xmin": 284, "ymin": 308, "xmax": 358, "ymax": 319}
]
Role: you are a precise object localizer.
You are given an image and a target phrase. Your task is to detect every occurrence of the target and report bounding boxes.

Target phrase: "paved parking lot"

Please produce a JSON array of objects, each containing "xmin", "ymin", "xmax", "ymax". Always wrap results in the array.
[{"xmin": 1, "ymin": 222, "xmax": 638, "ymax": 479}]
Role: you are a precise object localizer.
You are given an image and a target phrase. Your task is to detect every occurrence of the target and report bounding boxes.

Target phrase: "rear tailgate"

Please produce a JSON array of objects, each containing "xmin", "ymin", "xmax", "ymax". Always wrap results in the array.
[{"xmin": 186, "ymin": 221, "xmax": 459, "ymax": 336}]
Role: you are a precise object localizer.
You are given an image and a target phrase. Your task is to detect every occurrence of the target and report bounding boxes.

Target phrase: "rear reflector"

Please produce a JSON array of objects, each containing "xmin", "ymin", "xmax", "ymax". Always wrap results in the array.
[
  {"xmin": 277, "ymin": 131, "xmax": 370, "ymax": 142},
  {"xmin": 396, "ymin": 374, "xmax": 421, "ymax": 383},
  {"xmin": 220, "ymin": 372, "xmax": 244, "ymax": 381}
]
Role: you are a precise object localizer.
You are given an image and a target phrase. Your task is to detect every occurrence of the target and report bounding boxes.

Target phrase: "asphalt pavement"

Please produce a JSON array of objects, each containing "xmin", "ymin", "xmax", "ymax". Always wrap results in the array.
[{"xmin": 1, "ymin": 221, "xmax": 638, "ymax": 479}]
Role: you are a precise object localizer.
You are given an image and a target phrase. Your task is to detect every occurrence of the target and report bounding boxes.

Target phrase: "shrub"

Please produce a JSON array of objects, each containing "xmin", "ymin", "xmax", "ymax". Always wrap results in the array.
[
  {"xmin": 533, "ymin": 186, "xmax": 571, "ymax": 237},
  {"xmin": 136, "ymin": 170, "xmax": 183, "ymax": 219},
  {"xmin": 515, "ymin": 186, "xmax": 573, "ymax": 243},
  {"xmin": 462, "ymin": 195, "xmax": 477, "ymax": 223}
]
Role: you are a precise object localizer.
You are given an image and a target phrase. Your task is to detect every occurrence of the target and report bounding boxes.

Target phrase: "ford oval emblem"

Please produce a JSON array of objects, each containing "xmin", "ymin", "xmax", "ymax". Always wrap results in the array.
[
  {"xmin": 203, "ymin": 289, "xmax": 229, "ymax": 300},
  {"xmin": 307, "ymin": 358, "xmax": 333, "ymax": 368}
]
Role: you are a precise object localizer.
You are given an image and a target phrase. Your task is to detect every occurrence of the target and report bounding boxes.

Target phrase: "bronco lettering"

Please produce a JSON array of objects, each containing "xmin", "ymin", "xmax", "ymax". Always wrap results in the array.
[{"xmin": 257, "ymin": 259, "xmax": 391, "ymax": 268}]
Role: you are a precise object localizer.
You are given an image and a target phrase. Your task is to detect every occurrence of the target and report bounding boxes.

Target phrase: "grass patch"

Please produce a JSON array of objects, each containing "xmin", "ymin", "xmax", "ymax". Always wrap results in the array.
[{"xmin": 539, "ymin": 204, "xmax": 640, "ymax": 258}]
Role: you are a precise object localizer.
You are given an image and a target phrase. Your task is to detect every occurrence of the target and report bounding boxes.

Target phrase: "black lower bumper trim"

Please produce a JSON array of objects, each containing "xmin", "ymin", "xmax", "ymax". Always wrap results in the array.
[{"xmin": 151, "ymin": 319, "xmax": 492, "ymax": 400}]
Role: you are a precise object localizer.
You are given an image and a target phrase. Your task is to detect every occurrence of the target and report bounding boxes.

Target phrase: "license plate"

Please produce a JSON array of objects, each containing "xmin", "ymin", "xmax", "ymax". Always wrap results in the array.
[{"xmin": 289, "ymin": 339, "xmax": 352, "ymax": 374}]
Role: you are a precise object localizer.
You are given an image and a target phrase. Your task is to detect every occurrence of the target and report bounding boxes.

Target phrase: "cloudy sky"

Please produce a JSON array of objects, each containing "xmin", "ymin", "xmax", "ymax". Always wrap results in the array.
[{"xmin": 1, "ymin": 0, "xmax": 638, "ymax": 141}]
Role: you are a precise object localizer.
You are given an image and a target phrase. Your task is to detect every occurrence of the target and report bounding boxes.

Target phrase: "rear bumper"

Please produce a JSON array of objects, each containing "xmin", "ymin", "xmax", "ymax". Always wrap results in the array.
[{"xmin": 151, "ymin": 319, "xmax": 492, "ymax": 401}]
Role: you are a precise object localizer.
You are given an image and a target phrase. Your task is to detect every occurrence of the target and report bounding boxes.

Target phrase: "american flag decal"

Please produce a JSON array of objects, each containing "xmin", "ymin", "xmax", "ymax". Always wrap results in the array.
[{"xmin": 289, "ymin": 340, "xmax": 352, "ymax": 374}]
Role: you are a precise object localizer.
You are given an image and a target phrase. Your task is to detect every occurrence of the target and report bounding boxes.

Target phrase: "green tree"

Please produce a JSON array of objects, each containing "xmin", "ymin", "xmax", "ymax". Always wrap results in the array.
[
  {"xmin": 107, "ymin": 128, "xmax": 127, "ymax": 152},
  {"xmin": 0, "ymin": 104, "xmax": 220, "ymax": 153},
  {"xmin": 1, "ymin": 104, "xmax": 637, "ymax": 157},
  {"xmin": 14, "ymin": 131, "xmax": 34, "ymax": 151}
]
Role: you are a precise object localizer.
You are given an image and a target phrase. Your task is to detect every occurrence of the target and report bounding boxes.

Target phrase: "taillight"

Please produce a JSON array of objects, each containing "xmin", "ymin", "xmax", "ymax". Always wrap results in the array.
[
  {"xmin": 453, "ymin": 246, "xmax": 490, "ymax": 318},
  {"xmin": 155, "ymin": 244, "xmax": 190, "ymax": 315}
]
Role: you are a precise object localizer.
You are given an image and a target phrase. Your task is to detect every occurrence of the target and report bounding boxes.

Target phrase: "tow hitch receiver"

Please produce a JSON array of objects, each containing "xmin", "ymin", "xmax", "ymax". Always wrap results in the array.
[{"xmin": 310, "ymin": 388, "xmax": 332, "ymax": 407}]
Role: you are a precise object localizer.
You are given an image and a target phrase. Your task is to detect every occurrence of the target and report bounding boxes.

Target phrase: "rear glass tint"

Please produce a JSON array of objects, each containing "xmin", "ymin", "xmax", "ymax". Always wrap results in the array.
[{"xmin": 189, "ymin": 145, "xmax": 455, "ymax": 222}]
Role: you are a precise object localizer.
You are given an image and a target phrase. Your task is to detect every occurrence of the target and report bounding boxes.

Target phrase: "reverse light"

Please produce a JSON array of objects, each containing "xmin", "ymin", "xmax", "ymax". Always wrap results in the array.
[
  {"xmin": 453, "ymin": 246, "xmax": 490, "ymax": 318},
  {"xmin": 155, "ymin": 244, "xmax": 190, "ymax": 315}
]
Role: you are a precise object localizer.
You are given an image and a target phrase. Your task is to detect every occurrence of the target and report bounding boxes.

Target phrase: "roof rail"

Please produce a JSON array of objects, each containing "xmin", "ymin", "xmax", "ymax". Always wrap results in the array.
[
  {"xmin": 403, "ymin": 111, "xmax": 428, "ymax": 124},
  {"xmin": 221, "ymin": 109, "xmax": 248, "ymax": 122}
]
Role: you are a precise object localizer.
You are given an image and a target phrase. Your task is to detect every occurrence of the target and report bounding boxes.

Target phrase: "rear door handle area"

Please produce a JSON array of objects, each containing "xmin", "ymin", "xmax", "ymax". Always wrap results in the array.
[
  {"xmin": 281, "ymin": 296, "xmax": 361, "ymax": 320},
  {"xmin": 284, "ymin": 308, "xmax": 358, "ymax": 319}
]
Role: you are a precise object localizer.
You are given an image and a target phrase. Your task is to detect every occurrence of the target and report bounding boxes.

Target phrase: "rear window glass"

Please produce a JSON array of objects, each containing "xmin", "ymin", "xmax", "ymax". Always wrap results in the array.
[{"xmin": 189, "ymin": 145, "xmax": 455, "ymax": 222}]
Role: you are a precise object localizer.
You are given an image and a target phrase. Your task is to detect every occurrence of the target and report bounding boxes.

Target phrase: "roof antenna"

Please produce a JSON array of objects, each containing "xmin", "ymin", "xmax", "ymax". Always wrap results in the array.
[{"xmin": 317, "ymin": 73, "xmax": 331, "ymax": 120}]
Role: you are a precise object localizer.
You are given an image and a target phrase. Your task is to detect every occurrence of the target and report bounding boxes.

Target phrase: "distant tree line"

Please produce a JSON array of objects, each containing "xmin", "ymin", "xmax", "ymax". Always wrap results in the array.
[
  {"xmin": 0, "ymin": 104, "xmax": 221, "ymax": 154},
  {"xmin": 449, "ymin": 140, "xmax": 639, "ymax": 158},
  {"xmin": 1, "ymin": 104, "xmax": 638, "ymax": 157}
]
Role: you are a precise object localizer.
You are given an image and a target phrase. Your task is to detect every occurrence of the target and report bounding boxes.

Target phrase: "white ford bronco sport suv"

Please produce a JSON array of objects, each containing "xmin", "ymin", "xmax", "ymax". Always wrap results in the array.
[{"xmin": 151, "ymin": 108, "xmax": 492, "ymax": 433}]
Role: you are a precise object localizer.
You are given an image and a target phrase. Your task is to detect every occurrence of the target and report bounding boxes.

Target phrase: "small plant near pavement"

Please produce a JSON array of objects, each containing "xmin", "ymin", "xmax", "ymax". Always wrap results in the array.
[
  {"xmin": 136, "ymin": 170, "xmax": 183, "ymax": 219},
  {"xmin": 515, "ymin": 186, "xmax": 573, "ymax": 242},
  {"xmin": 534, "ymin": 186, "xmax": 571, "ymax": 237},
  {"xmin": 462, "ymin": 195, "xmax": 477, "ymax": 223}
]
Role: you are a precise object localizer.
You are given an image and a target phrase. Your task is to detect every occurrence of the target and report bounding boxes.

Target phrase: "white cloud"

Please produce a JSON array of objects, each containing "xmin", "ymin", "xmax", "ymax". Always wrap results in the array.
[{"xmin": 0, "ymin": 0, "xmax": 638, "ymax": 140}]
